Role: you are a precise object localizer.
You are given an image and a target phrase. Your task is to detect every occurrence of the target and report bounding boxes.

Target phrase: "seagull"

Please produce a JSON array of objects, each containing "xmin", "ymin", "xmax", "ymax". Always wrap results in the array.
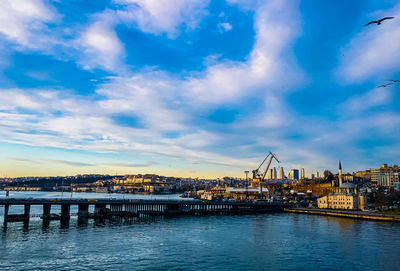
[
  {"xmin": 364, "ymin": 17, "xmax": 395, "ymax": 27},
  {"xmin": 389, "ymin": 79, "xmax": 400, "ymax": 83},
  {"xmin": 377, "ymin": 83, "xmax": 393, "ymax": 88}
]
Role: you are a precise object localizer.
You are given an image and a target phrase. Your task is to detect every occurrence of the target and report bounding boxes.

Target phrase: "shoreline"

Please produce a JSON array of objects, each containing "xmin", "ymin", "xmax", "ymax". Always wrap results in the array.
[{"xmin": 285, "ymin": 208, "xmax": 400, "ymax": 222}]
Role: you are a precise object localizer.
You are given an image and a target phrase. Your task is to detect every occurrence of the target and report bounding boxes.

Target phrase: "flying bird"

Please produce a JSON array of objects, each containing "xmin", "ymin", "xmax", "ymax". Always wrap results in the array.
[
  {"xmin": 377, "ymin": 83, "xmax": 393, "ymax": 88},
  {"xmin": 389, "ymin": 79, "xmax": 400, "ymax": 82},
  {"xmin": 364, "ymin": 17, "xmax": 395, "ymax": 27}
]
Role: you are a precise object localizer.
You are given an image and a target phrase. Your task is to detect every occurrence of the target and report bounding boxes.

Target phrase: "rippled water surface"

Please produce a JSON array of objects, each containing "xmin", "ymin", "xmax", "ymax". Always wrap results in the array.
[{"xmin": 1, "ymin": 192, "xmax": 400, "ymax": 270}]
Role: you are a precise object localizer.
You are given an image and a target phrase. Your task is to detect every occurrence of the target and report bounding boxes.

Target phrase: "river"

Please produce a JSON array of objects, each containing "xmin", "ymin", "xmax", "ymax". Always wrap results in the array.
[{"xmin": 0, "ymin": 191, "xmax": 399, "ymax": 270}]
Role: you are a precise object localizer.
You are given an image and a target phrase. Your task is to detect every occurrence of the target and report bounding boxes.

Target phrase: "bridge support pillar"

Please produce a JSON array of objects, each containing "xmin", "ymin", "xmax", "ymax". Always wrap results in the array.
[
  {"xmin": 24, "ymin": 204, "xmax": 31, "ymax": 220},
  {"xmin": 3, "ymin": 204, "xmax": 9, "ymax": 225},
  {"xmin": 61, "ymin": 204, "xmax": 71, "ymax": 219},
  {"xmin": 78, "ymin": 204, "xmax": 89, "ymax": 217},
  {"xmin": 78, "ymin": 204, "xmax": 89, "ymax": 225},
  {"xmin": 43, "ymin": 204, "xmax": 51, "ymax": 218},
  {"xmin": 94, "ymin": 204, "xmax": 106, "ymax": 217}
]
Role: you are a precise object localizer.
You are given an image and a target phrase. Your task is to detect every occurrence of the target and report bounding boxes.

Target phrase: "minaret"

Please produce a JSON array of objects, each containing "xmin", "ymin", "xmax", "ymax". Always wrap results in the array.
[{"xmin": 339, "ymin": 160, "xmax": 343, "ymax": 187}]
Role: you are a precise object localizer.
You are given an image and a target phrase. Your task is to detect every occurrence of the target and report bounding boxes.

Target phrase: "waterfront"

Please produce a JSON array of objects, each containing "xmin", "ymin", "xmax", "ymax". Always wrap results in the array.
[{"xmin": 0, "ymin": 193, "xmax": 400, "ymax": 270}]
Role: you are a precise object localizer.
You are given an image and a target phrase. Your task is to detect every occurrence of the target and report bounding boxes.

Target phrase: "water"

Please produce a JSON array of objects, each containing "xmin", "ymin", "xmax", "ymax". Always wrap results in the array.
[{"xmin": 1, "ymin": 192, "xmax": 400, "ymax": 270}]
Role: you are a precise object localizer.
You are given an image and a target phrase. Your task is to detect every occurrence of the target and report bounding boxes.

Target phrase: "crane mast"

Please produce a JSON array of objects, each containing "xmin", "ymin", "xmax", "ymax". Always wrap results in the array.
[{"xmin": 251, "ymin": 152, "xmax": 280, "ymax": 199}]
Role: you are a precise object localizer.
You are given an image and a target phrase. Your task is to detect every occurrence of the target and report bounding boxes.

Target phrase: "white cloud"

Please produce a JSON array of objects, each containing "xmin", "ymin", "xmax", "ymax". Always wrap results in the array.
[
  {"xmin": 96, "ymin": 73, "xmax": 187, "ymax": 131},
  {"xmin": 114, "ymin": 0, "xmax": 210, "ymax": 38},
  {"xmin": 73, "ymin": 0, "xmax": 209, "ymax": 71},
  {"xmin": 105, "ymin": 161, "xmax": 158, "ymax": 167},
  {"xmin": 338, "ymin": 86, "xmax": 393, "ymax": 115},
  {"xmin": 218, "ymin": 22, "xmax": 232, "ymax": 33},
  {"xmin": 0, "ymin": 89, "xmax": 42, "ymax": 110},
  {"xmin": 78, "ymin": 12, "xmax": 124, "ymax": 71},
  {"xmin": 0, "ymin": 0, "xmax": 56, "ymax": 49},
  {"xmin": 338, "ymin": 4, "xmax": 400, "ymax": 81},
  {"xmin": 184, "ymin": 0, "xmax": 304, "ymax": 106}
]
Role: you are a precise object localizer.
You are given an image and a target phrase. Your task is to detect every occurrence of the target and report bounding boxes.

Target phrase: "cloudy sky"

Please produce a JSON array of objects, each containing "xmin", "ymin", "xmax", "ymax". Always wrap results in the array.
[{"xmin": 0, "ymin": 0, "xmax": 399, "ymax": 178}]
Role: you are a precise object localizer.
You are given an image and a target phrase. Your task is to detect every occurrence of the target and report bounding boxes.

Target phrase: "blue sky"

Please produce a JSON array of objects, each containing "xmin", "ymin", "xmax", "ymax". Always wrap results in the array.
[{"xmin": 0, "ymin": 0, "xmax": 399, "ymax": 178}]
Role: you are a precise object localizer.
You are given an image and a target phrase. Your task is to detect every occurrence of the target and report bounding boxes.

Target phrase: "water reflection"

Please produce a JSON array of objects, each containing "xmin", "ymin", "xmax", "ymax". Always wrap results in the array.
[
  {"xmin": 320, "ymin": 215, "xmax": 357, "ymax": 229},
  {"xmin": 1, "ymin": 215, "xmax": 168, "ymax": 234}
]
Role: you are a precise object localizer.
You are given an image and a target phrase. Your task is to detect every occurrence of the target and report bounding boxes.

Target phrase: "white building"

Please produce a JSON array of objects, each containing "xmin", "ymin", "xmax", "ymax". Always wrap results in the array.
[{"xmin": 378, "ymin": 172, "xmax": 399, "ymax": 188}]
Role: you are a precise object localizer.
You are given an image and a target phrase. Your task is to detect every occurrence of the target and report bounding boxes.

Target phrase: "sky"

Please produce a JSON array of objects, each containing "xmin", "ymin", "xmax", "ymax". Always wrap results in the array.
[{"xmin": 0, "ymin": 0, "xmax": 399, "ymax": 178}]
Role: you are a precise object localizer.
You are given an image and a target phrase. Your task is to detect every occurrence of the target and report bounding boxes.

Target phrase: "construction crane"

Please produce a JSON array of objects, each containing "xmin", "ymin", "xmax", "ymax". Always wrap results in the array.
[{"xmin": 251, "ymin": 152, "xmax": 280, "ymax": 199}]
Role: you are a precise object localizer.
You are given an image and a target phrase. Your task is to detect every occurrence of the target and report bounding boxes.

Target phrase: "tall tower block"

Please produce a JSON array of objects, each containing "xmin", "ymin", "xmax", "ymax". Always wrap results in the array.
[{"xmin": 279, "ymin": 167, "xmax": 285, "ymax": 179}]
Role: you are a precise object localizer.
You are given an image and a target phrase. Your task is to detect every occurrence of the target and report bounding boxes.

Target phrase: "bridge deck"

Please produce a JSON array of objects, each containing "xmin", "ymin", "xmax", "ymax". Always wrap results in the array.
[{"xmin": 0, "ymin": 198, "xmax": 288, "ymax": 207}]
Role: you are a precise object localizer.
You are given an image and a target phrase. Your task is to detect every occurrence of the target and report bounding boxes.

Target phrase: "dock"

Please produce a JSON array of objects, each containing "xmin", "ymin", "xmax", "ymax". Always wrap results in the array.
[{"xmin": 285, "ymin": 208, "xmax": 400, "ymax": 222}]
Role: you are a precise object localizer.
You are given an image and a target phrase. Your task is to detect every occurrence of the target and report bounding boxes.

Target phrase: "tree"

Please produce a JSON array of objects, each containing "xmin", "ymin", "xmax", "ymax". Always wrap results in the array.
[{"xmin": 323, "ymin": 170, "xmax": 333, "ymax": 182}]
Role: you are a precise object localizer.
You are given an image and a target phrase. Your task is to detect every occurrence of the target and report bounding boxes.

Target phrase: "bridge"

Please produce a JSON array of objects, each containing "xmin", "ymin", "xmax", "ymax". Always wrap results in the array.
[{"xmin": 0, "ymin": 198, "xmax": 289, "ymax": 226}]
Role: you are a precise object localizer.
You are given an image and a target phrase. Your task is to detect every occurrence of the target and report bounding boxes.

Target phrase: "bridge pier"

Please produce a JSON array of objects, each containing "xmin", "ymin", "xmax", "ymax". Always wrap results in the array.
[
  {"xmin": 78, "ymin": 204, "xmax": 89, "ymax": 219},
  {"xmin": 43, "ymin": 204, "xmax": 51, "ymax": 218},
  {"xmin": 94, "ymin": 204, "xmax": 106, "ymax": 217},
  {"xmin": 42, "ymin": 219, "xmax": 50, "ymax": 229},
  {"xmin": 60, "ymin": 218, "xmax": 70, "ymax": 229},
  {"xmin": 24, "ymin": 204, "xmax": 31, "ymax": 219},
  {"xmin": 3, "ymin": 203, "xmax": 30, "ymax": 225},
  {"xmin": 61, "ymin": 204, "xmax": 71, "ymax": 220},
  {"xmin": 3, "ymin": 204, "xmax": 9, "ymax": 226}
]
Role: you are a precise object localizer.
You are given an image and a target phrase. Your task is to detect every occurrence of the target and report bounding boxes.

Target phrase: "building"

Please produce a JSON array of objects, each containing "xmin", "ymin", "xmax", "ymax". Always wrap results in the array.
[
  {"xmin": 370, "ymin": 168, "xmax": 380, "ymax": 187},
  {"xmin": 317, "ymin": 161, "xmax": 365, "ymax": 210},
  {"xmin": 359, "ymin": 164, "xmax": 399, "ymax": 186},
  {"xmin": 317, "ymin": 184, "xmax": 365, "ymax": 210},
  {"xmin": 394, "ymin": 174, "xmax": 400, "ymax": 191},
  {"xmin": 378, "ymin": 172, "xmax": 399, "ymax": 188},
  {"xmin": 267, "ymin": 168, "xmax": 277, "ymax": 180},
  {"xmin": 197, "ymin": 186, "xmax": 270, "ymax": 201},
  {"xmin": 355, "ymin": 169, "xmax": 371, "ymax": 181},
  {"xmin": 314, "ymin": 171, "xmax": 319, "ymax": 179},
  {"xmin": 301, "ymin": 168, "xmax": 305, "ymax": 179},
  {"xmin": 343, "ymin": 173, "xmax": 354, "ymax": 182},
  {"xmin": 4, "ymin": 187, "xmax": 41, "ymax": 191},
  {"xmin": 279, "ymin": 167, "xmax": 285, "ymax": 179},
  {"xmin": 290, "ymin": 169, "xmax": 299, "ymax": 180},
  {"xmin": 267, "ymin": 169, "xmax": 273, "ymax": 180}
]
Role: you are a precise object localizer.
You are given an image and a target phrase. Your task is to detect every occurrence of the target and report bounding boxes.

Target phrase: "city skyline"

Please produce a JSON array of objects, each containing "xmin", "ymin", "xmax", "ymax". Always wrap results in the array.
[{"xmin": 0, "ymin": 0, "xmax": 399, "ymax": 178}]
